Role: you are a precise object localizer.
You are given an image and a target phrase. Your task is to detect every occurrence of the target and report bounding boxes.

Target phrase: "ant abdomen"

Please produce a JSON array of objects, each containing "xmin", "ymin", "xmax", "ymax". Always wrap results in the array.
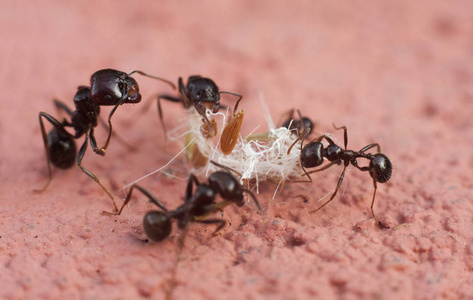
[
  {"xmin": 48, "ymin": 127, "xmax": 76, "ymax": 169},
  {"xmin": 369, "ymin": 153, "xmax": 392, "ymax": 183},
  {"xmin": 187, "ymin": 76, "xmax": 220, "ymax": 110},
  {"xmin": 143, "ymin": 211, "xmax": 172, "ymax": 242},
  {"xmin": 90, "ymin": 69, "xmax": 142, "ymax": 105}
]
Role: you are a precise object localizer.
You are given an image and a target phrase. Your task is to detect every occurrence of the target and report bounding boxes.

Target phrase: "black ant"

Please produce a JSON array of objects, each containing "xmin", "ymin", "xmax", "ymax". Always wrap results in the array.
[
  {"xmin": 287, "ymin": 124, "xmax": 392, "ymax": 226},
  {"xmin": 106, "ymin": 160, "xmax": 261, "ymax": 241},
  {"xmin": 155, "ymin": 75, "xmax": 242, "ymax": 138},
  {"xmin": 280, "ymin": 108, "xmax": 314, "ymax": 136},
  {"xmin": 107, "ymin": 161, "xmax": 259, "ymax": 299},
  {"xmin": 35, "ymin": 69, "xmax": 175, "ymax": 211}
]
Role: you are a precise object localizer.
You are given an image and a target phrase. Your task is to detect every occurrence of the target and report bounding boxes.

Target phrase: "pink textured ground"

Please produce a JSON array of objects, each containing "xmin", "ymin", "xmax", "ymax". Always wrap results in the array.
[{"xmin": 2, "ymin": 1, "xmax": 473, "ymax": 299}]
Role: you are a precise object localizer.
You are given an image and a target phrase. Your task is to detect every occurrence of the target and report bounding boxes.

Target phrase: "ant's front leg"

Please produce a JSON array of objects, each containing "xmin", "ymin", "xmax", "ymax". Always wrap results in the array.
[
  {"xmin": 53, "ymin": 99, "xmax": 74, "ymax": 116},
  {"xmin": 94, "ymin": 102, "xmax": 121, "ymax": 156},
  {"xmin": 309, "ymin": 161, "xmax": 349, "ymax": 214},
  {"xmin": 297, "ymin": 161, "xmax": 337, "ymax": 183},
  {"xmin": 242, "ymin": 188, "xmax": 262, "ymax": 210},
  {"xmin": 77, "ymin": 132, "xmax": 118, "ymax": 212},
  {"xmin": 287, "ymin": 126, "xmax": 311, "ymax": 155},
  {"xmin": 97, "ymin": 116, "xmax": 136, "ymax": 152},
  {"xmin": 104, "ymin": 184, "xmax": 168, "ymax": 216},
  {"xmin": 156, "ymin": 94, "xmax": 182, "ymax": 139},
  {"xmin": 194, "ymin": 218, "xmax": 227, "ymax": 235},
  {"xmin": 185, "ymin": 173, "xmax": 201, "ymax": 203}
]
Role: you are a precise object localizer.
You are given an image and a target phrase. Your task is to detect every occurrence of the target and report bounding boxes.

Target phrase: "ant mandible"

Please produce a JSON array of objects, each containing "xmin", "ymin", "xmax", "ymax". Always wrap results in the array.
[
  {"xmin": 287, "ymin": 124, "xmax": 392, "ymax": 227},
  {"xmin": 106, "ymin": 161, "xmax": 261, "ymax": 241},
  {"xmin": 156, "ymin": 75, "xmax": 242, "ymax": 138},
  {"xmin": 35, "ymin": 69, "xmax": 175, "ymax": 211}
]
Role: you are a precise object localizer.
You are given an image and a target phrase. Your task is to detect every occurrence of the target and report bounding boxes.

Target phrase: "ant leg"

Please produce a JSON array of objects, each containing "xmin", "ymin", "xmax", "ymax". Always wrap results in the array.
[
  {"xmin": 332, "ymin": 124, "xmax": 348, "ymax": 150},
  {"xmin": 157, "ymin": 94, "xmax": 182, "ymax": 139},
  {"xmin": 370, "ymin": 178, "xmax": 380, "ymax": 227},
  {"xmin": 185, "ymin": 174, "xmax": 200, "ymax": 203},
  {"xmin": 178, "ymin": 77, "xmax": 191, "ymax": 108},
  {"xmin": 34, "ymin": 112, "xmax": 73, "ymax": 193},
  {"xmin": 195, "ymin": 218, "xmax": 227, "ymax": 234},
  {"xmin": 359, "ymin": 143, "xmax": 381, "ymax": 153},
  {"xmin": 53, "ymin": 99, "xmax": 74, "ymax": 115},
  {"xmin": 295, "ymin": 109, "xmax": 305, "ymax": 135},
  {"xmin": 97, "ymin": 116, "xmax": 136, "ymax": 151},
  {"xmin": 77, "ymin": 132, "xmax": 118, "ymax": 212},
  {"xmin": 287, "ymin": 127, "xmax": 311, "ymax": 155},
  {"xmin": 309, "ymin": 163, "xmax": 348, "ymax": 214},
  {"xmin": 295, "ymin": 161, "xmax": 336, "ymax": 183},
  {"xmin": 242, "ymin": 188, "xmax": 262, "ymax": 210},
  {"xmin": 344, "ymin": 163, "xmax": 383, "ymax": 227},
  {"xmin": 306, "ymin": 162, "xmax": 336, "ymax": 175},
  {"xmin": 94, "ymin": 103, "xmax": 121, "ymax": 156},
  {"xmin": 104, "ymin": 184, "xmax": 168, "ymax": 215},
  {"xmin": 289, "ymin": 163, "xmax": 313, "ymax": 183}
]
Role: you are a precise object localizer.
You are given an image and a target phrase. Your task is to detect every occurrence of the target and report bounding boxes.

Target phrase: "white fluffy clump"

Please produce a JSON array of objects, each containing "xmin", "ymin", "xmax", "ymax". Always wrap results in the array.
[
  {"xmin": 179, "ymin": 107, "xmax": 303, "ymax": 194},
  {"xmin": 121, "ymin": 97, "xmax": 305, "ymax": 193},
  {"xmin": 213, "ymin": 127, "xmax": 301, "ymax": 183}
]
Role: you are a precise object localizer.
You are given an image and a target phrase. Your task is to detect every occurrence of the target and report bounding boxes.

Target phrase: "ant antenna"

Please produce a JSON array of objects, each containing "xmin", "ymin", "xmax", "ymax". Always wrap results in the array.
[
  {"xmin": 218, "ymin": 91, "xmax": 242, "ymax": 113},
  {"xmin": 128, "ymin": 70, "xmax": 176, "ymax": 90}
]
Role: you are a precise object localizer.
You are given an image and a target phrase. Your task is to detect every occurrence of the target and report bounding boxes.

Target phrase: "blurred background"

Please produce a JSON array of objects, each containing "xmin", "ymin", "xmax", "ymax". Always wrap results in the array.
[{"xmin": 1, "ymin": 1, "xmax": 473, "ymax": 299}]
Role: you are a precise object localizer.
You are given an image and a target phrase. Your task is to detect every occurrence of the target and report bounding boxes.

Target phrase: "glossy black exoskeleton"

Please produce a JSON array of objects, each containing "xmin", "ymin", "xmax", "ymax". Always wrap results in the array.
[
  {"xmin": 156, "ymin": 75, "xmax": 242, "ymax": 137},
  {"xmin": 35, "ymin": 69, "xmax": 174, "ymax": 211},
  {"xmin": 280, "ymin": 108, "xmax": 314, "ymax": 136},
  {"xmin": 288, "ymin": 124, "xmax": 392, "ymax": 226},
  {"xmin": 107, "ymin": 162, "xmax": 260, "ymax": 241}
]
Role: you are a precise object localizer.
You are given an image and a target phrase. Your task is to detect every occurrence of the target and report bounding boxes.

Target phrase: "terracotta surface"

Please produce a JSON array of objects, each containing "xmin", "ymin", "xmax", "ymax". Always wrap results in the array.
[{"xmin": 2, "ymin": 1, "xmax": 473, "ymax": 299}]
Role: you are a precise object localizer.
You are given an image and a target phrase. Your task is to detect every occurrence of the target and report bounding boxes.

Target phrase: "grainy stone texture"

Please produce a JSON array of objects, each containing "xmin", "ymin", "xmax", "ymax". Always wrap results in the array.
[{"xmin": 1, "ymin": 1, "xmax": 473, "ymax": 299}]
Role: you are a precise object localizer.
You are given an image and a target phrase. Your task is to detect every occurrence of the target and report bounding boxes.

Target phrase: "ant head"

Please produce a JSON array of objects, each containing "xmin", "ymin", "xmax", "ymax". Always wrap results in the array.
[
  {"xmin": 143, "ymin": 211, "xmax": 172, "ymax": 242},
  {"xmin": 369, "ymin": 153, "xmax": 392, "ymax": 183},
  {"xmin": 301, "ymin": 141, "xmax": 324, "ymax": 168},
  {"xmin": 282, "ymin": 116, "xmax": 314, "ymax": 136},
  {"xmin": 90, "ymin": 69, "xmax": 142, "ymax": 106},
  {"xmin": 300, "ymin": 117, "xmax": 314, "ymax": 135},
  {"xmin": 187, "ymin": 76, "xmax": 220, "ymax": 105},
  {"xmin": 208, "ymin": 171, "xmax": 244, "ymax": 206}
]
